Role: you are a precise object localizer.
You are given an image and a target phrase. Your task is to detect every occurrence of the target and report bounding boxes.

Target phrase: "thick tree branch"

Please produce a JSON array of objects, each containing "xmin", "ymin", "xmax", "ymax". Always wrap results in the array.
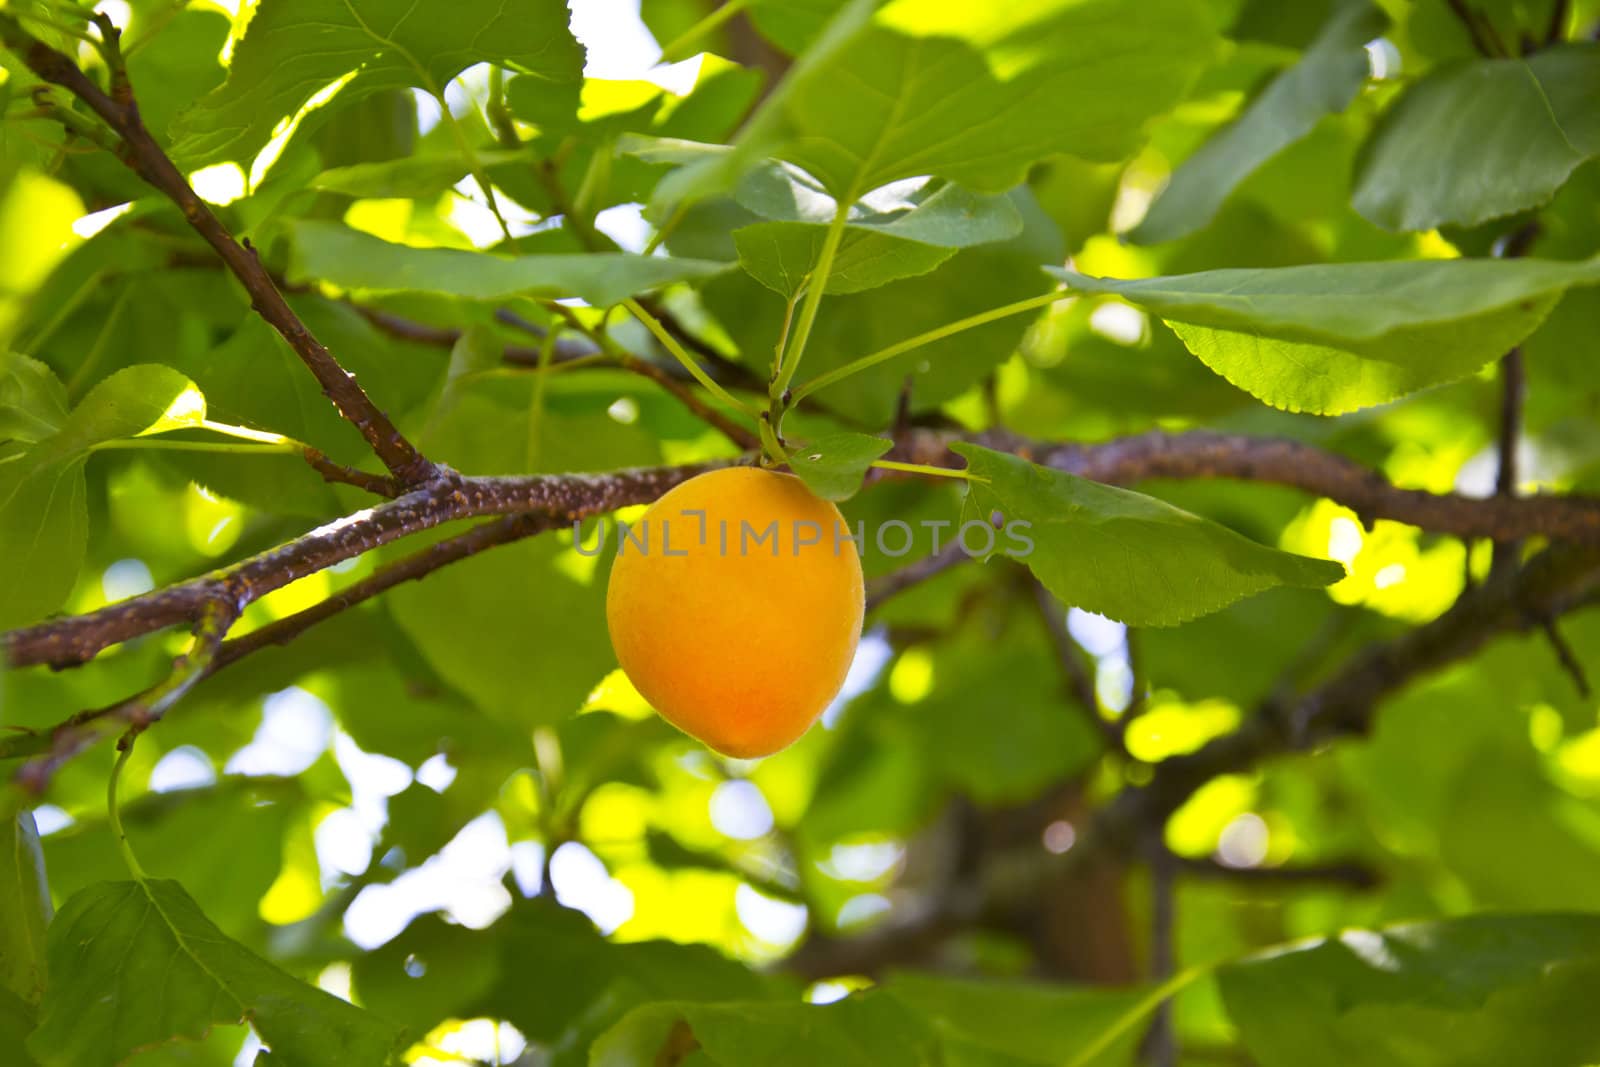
[
  {"xmin": 1, "ymin": 515, "xmax": 553, "ymax": 779},
  {"xmin": 0, "ymin": 14, "xmax": 435, "ymax": 485},
  {"xmin": 998, "ymin": 430, "xmax": 1600, "ymax": 544},
  {"xmin": 4, "ymin": 462, "xmax": 718, "ymax": 670},
  {"xmin": 1097, "ymin": 544, "xmax": 1600, "ymax": 843},
  {"xmin": 13, "ymin": 429, "xmax": 1600, "ymax": 674}
]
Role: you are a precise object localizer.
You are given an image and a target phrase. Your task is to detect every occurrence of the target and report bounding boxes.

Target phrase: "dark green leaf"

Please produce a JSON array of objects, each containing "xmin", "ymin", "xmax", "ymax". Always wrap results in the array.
[
  {"xmin": 1050, "ymin": 258, "xmax": 1600, "ymax": 414},
  {"xmin": 785, "ymin": 432, "xmax": 891, "ymax": 500},
  {"xmin": 1354, "ymin": 44, "xmax": 1600, "ymax": 231},
  {"xmin": 592, "ymin": 992, "xmax": 940, "ymax": 1067},
  {"xmin": 1219, "ymin": 913, "xmax": 1600, "ymax": 1067},
  {"xmin": 0, "ymin": 988, "xmax": 38, "ymax": 1066},
  {"xmin": 952, "ymin": 444, "xmax": 1343, "ymax": 626},
  {"xmin": 883, "ymin": 971, "xmax": 1151, "ymax": 1065},
  {"xmin": 169, "ymin": 0, "xmax": 583, "ymax": 167},
  {"xmin": 735, "ymin": 182, "xmax": 1022, "ymax": 296},
  {"xmin": 29, "ymin": 879, "xmax": 404, "ymax": 1067},
  {"xmin": 1131, "ymin": 2, "xmax": 1387, "ymax": 244},
  {"xmin": 309, "ymin": 149, "xmax": 529, "ymax": 199},
  {"xmin": 286, "ymin": 221, "xmax": 729, "ymax": 307}
]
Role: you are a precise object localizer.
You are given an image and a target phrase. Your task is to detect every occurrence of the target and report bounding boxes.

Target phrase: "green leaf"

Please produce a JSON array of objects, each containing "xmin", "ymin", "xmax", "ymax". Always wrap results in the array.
[
  {"xmin": 168, "ymin": 0, "xmax": 583, "ymax": 167},
  {"xmin": 593, "ymin": 992, "xmax": 941, "ymax": 1067},
  {"xmin": 28, "ymin": 879, "xmax": 404, "ymax": 1067},
  {"xmin": 882, "ymin": 971, "xmax": 1152, "ymax": 1065},
  {"xmin": 309, "ymin": 149, "xmax": 529, "ymax": 199},
  {"xmin": 42, "ymin": 778, "xmax": 297, "ymax": 935},
  {"xmin": 701, "ymin": 189, "xmax": 1062, "ymax": 426},
  {"xmin": 772, "ymin": 0, "xmax": 1217, "ymax": 199},
  {"xmin": 0, "ymin": 352, "xmax": 68, "ymax": 445},
  {"xmin": 1353, "ymin": 43, "xmax": 1600, "ymax": 231},
  {"xmin": 1131, "ymin": 1, "xmax": 1388, "ymax": 244},
  {"xmin": 0, "ymin": 365, "xmax": 203, "ymax": 628},
  {"xmin": 1049, "ymin": 258, "xmax": 1600, "ymax": 414},
  {"xmin": 388, "ymin": 537, "xmax": 617, "ymax": 730},
  {"xmin": 735, "ymin": 181, "xmax": 1022, "ymax": 296},
  {"xmin": 952, "ymin": 444, "xmax": 1343, "ymax": 627},
  {"xmin": 1219, "ymin": 913, "xmax": 1600, "ymax": 1067},
  {"xmin": 0, "ymin": 810, "xmax": 50, "ymax": 1009},
  {"xmin": 286, "ymin": 221, "xmax": 729, "ymax": 307},
  {"xmin": 0, "ymin": 988, "xmax": 37, "ymax": 1064},
  {"xmin": 785, "ymin": 432, "xmax": 891, "ymax": 501}
]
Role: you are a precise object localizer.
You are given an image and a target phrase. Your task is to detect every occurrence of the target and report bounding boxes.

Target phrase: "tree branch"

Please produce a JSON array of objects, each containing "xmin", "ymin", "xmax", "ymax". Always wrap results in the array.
[
  {"xmin": 1546, "ymin": 0, "xmax": 1572, "ymax": 44},
  {"xmin": 1171, "ymin": 854, "xmax": 1380, "ymax": 889},
  {"xmin": 1141, "ymin": 839, "xmax": 1177, "ymax": 1067},
  {"xmin": 0, "ymin": 14, "xmax": 436, "ymax": 485},
  {"xmin": 4, "ymin": 462, "xmax": 719, "ymax": 670},
  {"xmin": 1097, "ymin": 544, "xmax": 1600, "ymax": 843},
  {"xmin": 1031, "ymin": 581, "xmax": 1120, "ymax": 748},
  {"xmin": 1444, "ymin": 0, "xmax": 1508, "ymax": 55},
  {"xmin": 1, "ymin": 515, "xmax": 554, "ymax": 782},
  {"xmin": 1001, "ymin": 430, "xmax": 1600, "ymax": 545},
  {"xmin": 864, "ymin": 539, "xmax": 973, "ymax": 613},
  {"xmin": 14, "ymin": 428, "xmax": 1600, "ymax": 673}
]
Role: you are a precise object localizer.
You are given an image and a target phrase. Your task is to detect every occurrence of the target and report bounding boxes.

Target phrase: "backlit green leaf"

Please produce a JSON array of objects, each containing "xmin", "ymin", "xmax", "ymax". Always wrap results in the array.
[
  {"xmin": 735, "ymin": 181, "xmax": 1022, "ymax": 296},
  {"xmin": 169, "ymin": 0, "xmax": 583, "ymax": 167},
  {"xmin": 287, "ymin": 221, "xmax": 729, "ymax": 307},
  {"xmin": 0, "ymin": 365, "xmax": 203, "ymax": 627},
  {"xmin": 1050, "ymin": 258, "xmax": 1600, "ymax": 413}
]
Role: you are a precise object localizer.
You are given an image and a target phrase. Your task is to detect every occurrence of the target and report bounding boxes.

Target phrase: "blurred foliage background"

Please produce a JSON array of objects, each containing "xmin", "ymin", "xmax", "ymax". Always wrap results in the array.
[{"xmin": 4, "ymin": 0, "xmax": 1600, "ymax": 1064}]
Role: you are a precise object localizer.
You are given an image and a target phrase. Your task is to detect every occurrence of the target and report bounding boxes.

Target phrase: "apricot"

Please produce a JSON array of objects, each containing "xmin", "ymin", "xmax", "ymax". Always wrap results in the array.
[{"xmin": 605, "ymin": 467, "xmax": 865, "ymax": 758}]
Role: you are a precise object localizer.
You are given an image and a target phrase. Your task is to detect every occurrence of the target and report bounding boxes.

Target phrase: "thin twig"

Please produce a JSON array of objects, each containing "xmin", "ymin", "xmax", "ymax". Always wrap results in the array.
[
  {"xmin": 1141, "ymin": 837, "xmax": 1177, "ymax": 1067},
  {"xmin": 302, "ymin": 448, "xmax": 404, "ymax": 498},
  {"xmin": 0, "ymin": 14, "xmax": 436, "ymax": 485},
  {"xmin": 5, "ymin": 515, "xmax": 558, "ymax": 788},
  {"xmin": 1491, "ymin": 220, "xmax": 1541, "ymax": 573},
  {"xmin": 1444, "ymin": 0, "xmax": 1507, "ymax": 55},
  {"xmin": 1538, "ymin": 617, "xmax": 1592, "ymax": 698},
  {"xmin": 1172, "ymin": 854, "xmax": 1381, "ymax": 889},
  {"xmin": 15, "ymin": 600, "xmax": 237, "ymax": 794},
  {"xmin": 1030, "ymin": 581, "xmax": 1120, "ymax": 747},
  {"xmin": 864, "ymin": 540, "xmax": 974, "ymax": 613},
  {"xmin": 1546, "ymin": 0, "xmax": 1572, "ymax": 44}
]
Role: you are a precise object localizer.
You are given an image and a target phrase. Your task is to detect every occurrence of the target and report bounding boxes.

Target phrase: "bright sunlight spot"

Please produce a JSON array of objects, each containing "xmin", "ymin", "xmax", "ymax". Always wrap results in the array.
[{"xmin": 188, "ymin": 163, "xmax": 248, "ymax": 206}]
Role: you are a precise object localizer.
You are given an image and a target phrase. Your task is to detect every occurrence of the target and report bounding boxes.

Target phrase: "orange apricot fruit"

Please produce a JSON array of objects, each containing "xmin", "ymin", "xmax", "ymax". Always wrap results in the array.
[{"xmin": 605, "ymin": 467, "xmax": 865, "ymax": 758}]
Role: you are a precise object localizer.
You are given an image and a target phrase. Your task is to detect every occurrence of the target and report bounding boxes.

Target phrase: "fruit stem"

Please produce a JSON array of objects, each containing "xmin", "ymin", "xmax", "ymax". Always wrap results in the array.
[{"xmin": 869, "ymin": 459, "xmax": 985, "ymax": 483}]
